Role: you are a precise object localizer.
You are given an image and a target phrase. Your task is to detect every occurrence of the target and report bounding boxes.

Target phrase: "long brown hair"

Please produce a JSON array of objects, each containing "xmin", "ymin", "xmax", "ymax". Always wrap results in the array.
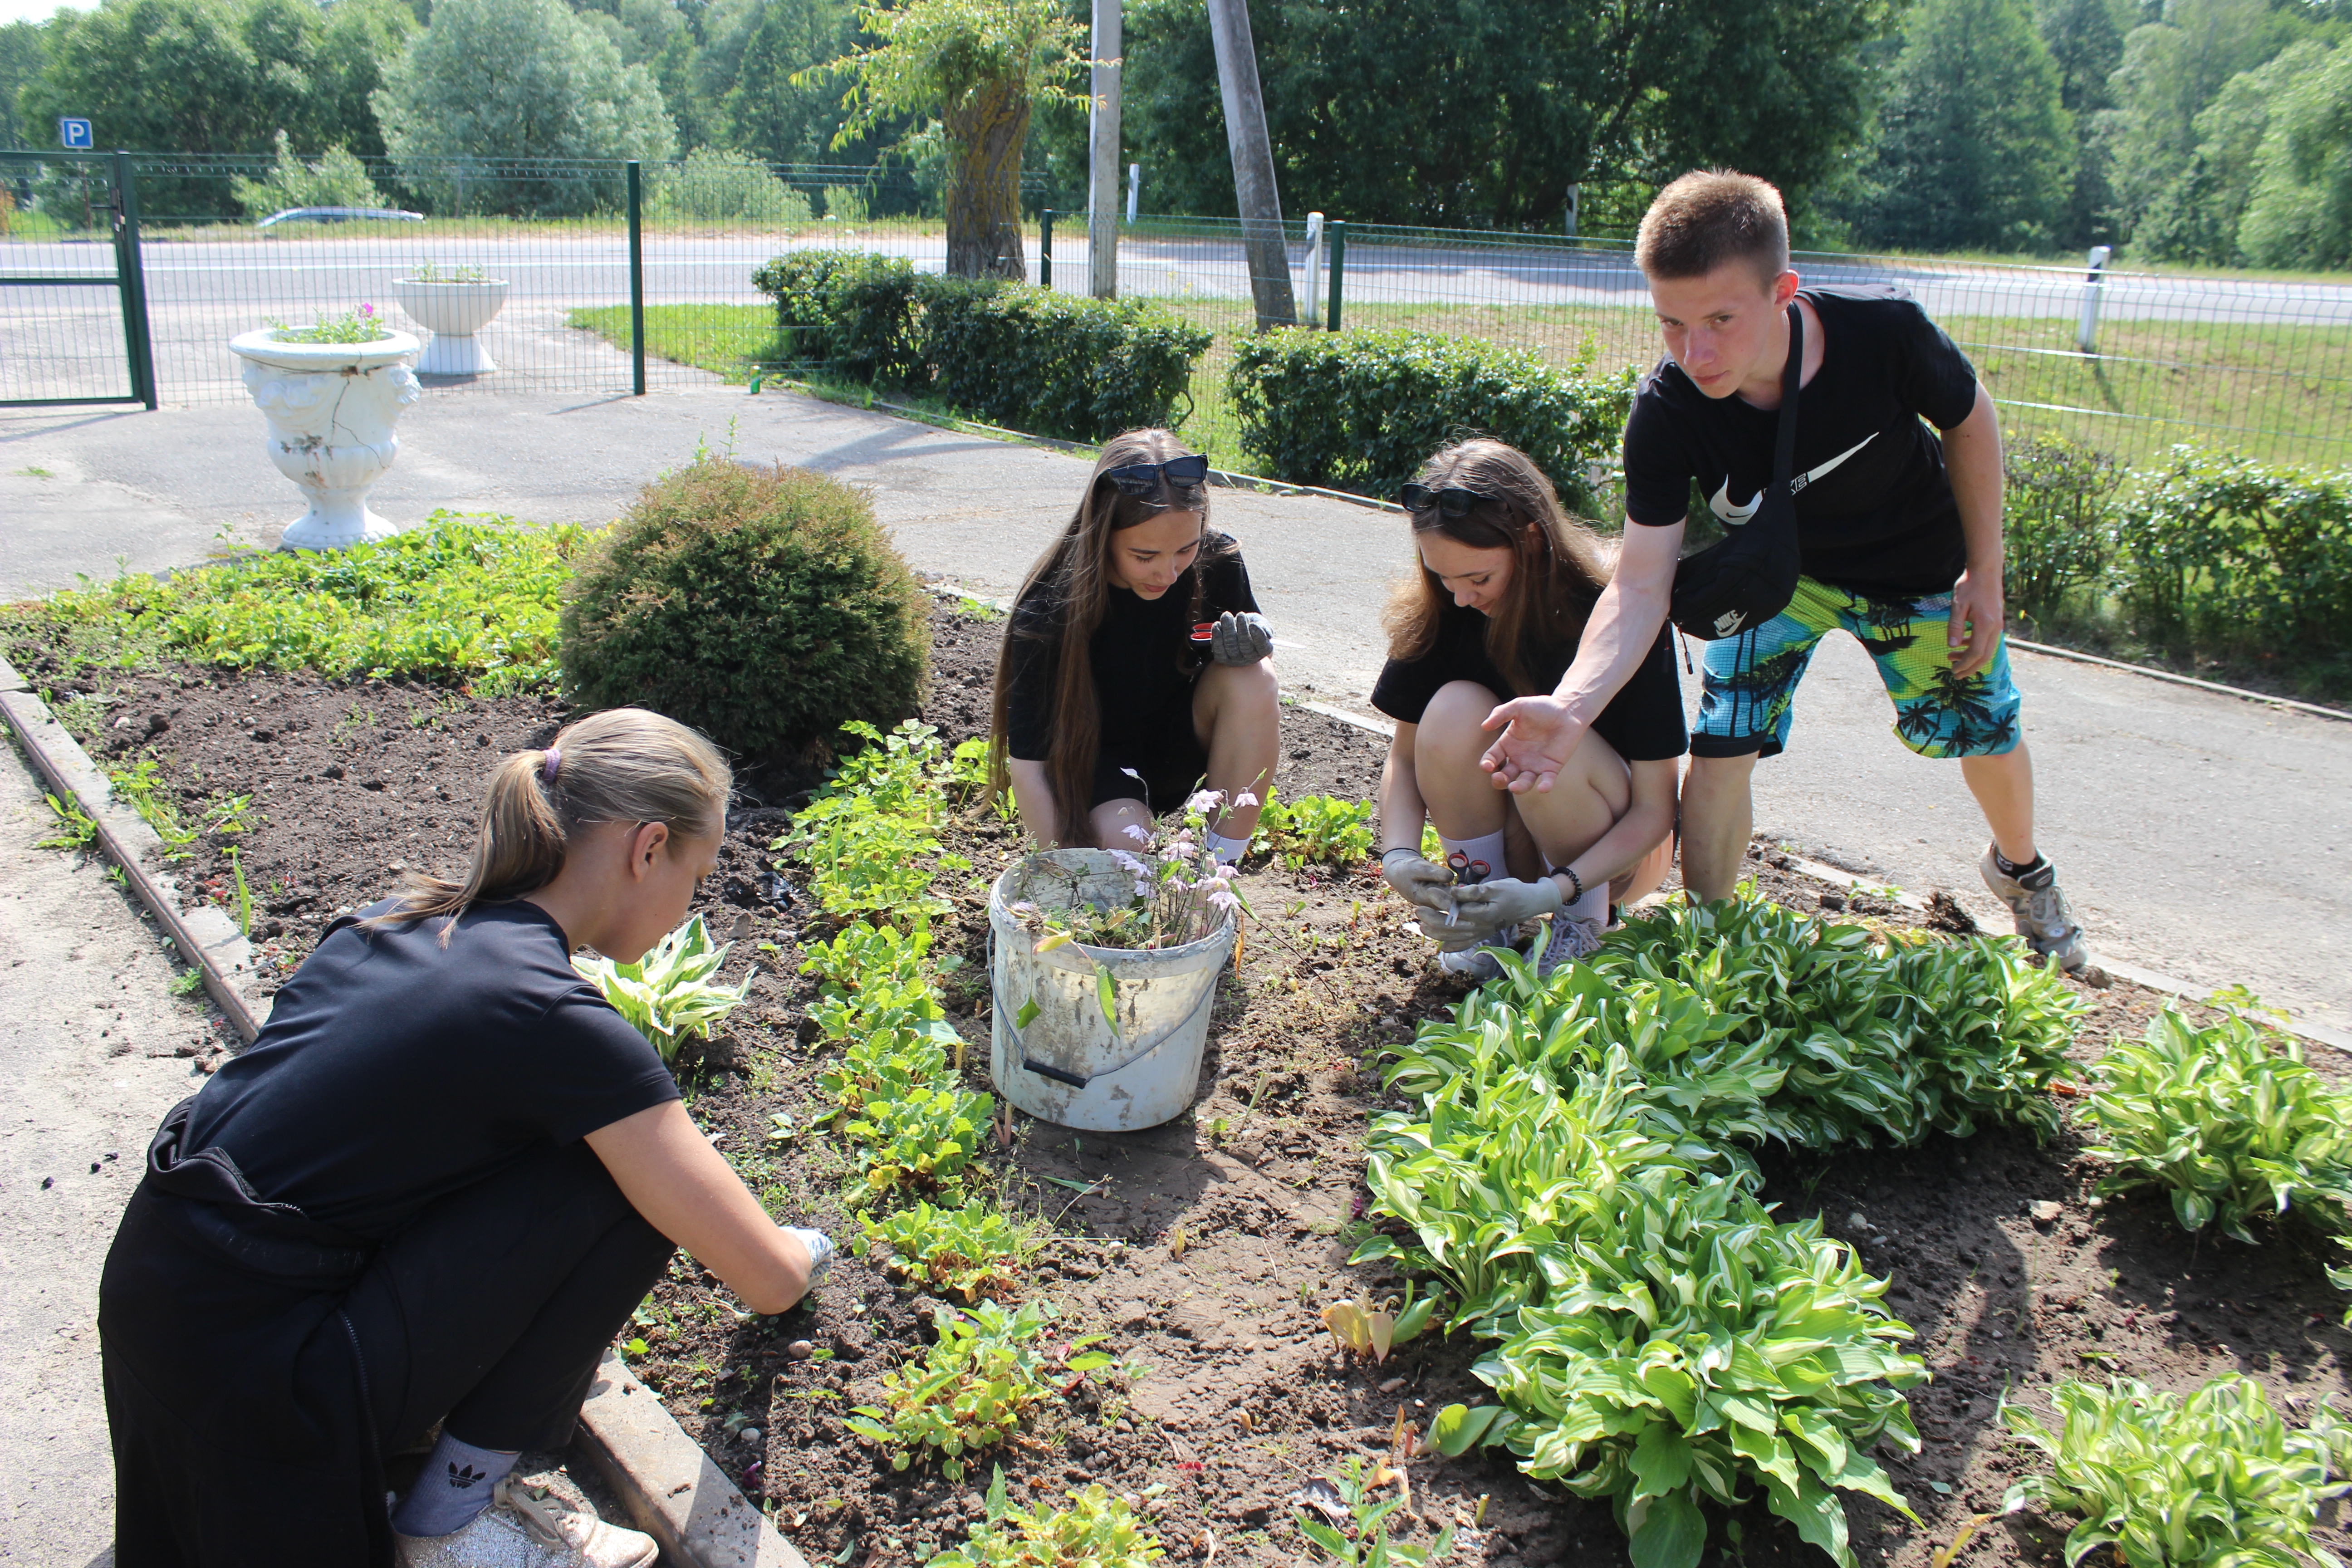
[
  {"xmin": 367, "ymin": 707, "xmax": 732, "ymax": 943},
  {"xmin": 1381, "ymin": 439, "xmax": 1614, "ymax": 696},
  {"xmin": 988, "ymin": 429, "xmax": 1230, "ymax": 847}
]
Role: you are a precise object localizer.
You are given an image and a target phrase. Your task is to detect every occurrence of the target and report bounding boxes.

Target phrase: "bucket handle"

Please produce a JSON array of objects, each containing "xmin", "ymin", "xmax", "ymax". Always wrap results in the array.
[{"xmin": 992, "ymin": 926, "xmax": 1223, "ymax": 1090}]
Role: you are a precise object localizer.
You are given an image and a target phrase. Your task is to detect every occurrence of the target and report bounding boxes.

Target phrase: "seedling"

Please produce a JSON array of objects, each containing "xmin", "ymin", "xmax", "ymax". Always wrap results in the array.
[
  {"xmin": 1291, "ymin": 1455, "xmax": 1454, "ymax": 1567},
  {"xmin": 855, "ymin": 1198, "xmax": 1042, "ymax": 1303},
  {"xmin": 844, "ymin": 1300, "xmax": 1110, "ymax": 1481},
  {"xmin": 1320, "ymin": 1286, "xmax": 1437, "ymax": 1364},
  {"xmin": 931, "ymin": 1466, "xmax": 1161, "ymax": 1568}
]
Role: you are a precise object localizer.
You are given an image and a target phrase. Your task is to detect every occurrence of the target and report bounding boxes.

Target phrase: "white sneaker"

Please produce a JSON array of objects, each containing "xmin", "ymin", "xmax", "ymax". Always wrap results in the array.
[
  {"xmin": 395, "ymin": 1475, "xmax": 659, "ymax": 1568},
  {"xmin": 1534, "ymin": 913, "xmax": 1604, "ymax": 978},
  {"xmin": 1977, "ymin": 845, "xmax": 2093, "ymax": 974},
  {"xmin": 1436, "ymin": 930, "xmax": 1520, "ymax": 980}
]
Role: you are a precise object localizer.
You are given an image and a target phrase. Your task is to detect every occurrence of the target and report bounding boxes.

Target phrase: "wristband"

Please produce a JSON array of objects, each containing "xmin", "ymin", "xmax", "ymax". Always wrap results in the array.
[
  {"xmin": 1550, "ymin": 865, "xmax": 1584, "ymax": 905},
  {"xmin": 1382, "ymin": 847, "xmax": 1419, "ymax": 864}
]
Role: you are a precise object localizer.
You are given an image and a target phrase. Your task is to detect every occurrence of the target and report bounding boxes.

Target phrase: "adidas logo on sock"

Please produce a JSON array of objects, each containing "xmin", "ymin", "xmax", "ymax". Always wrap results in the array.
[{"xmin": 447, "ymin": 1462, "xmax": 488, "ymax": 1490}]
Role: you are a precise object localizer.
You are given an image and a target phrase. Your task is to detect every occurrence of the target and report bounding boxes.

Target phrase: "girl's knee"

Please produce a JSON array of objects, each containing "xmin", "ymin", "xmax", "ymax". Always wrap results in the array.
[{"xmin": 1199, "ymin": 657, "xmax": 1279, "ymax": 718}]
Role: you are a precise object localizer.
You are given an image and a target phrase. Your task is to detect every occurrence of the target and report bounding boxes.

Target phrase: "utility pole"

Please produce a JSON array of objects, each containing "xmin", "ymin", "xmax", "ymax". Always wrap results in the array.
[
  {"xmin": 1205, "ymin": 0, "xmax": 1295, "ymax": 328},
  {"xmin": 1087, "ymin": 0, "xmax": 1121, "ymax": 299}
]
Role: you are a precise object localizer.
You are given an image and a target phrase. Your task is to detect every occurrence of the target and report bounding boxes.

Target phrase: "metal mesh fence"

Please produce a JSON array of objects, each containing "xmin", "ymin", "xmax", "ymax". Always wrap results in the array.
[{"xmin": 5, "ymin": 155, "xmax": 2349, "ymax": 476}]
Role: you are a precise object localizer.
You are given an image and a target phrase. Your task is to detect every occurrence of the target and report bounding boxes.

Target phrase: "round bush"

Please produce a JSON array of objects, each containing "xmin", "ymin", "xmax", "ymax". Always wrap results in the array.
[{"xmin": 561, "ymin": 460, "xmax": 929, "ymax": 767}]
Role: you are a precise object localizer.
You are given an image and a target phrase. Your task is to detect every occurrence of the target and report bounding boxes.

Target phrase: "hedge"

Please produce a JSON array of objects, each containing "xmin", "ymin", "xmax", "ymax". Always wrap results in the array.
[
  {"xmin": 750, "ymin": 251, "xmax": 1211, "ymax": 444},
  {"xmin": 1226, "ymin": 328, "xmax": 1638, "ymax": 514}
]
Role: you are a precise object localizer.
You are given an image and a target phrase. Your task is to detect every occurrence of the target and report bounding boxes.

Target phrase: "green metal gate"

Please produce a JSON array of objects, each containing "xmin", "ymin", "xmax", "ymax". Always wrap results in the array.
[{"xmin": 1, "ymin": 149, "xmax": 157, "ymax": 410}]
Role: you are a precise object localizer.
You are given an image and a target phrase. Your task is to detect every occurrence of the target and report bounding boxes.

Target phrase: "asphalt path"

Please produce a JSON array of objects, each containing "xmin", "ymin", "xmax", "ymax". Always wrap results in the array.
[
  {"xmin": 4, "ymin": 384, "xmax": 2347, "ymax": 1039},
  {"xmin": 9, "ymin": 232, "xmax": 2352, "ymax": 406}
]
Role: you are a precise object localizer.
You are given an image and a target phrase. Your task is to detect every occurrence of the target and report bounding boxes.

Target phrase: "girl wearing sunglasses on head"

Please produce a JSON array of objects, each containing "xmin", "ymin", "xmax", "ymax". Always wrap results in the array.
[
  {"xmin": 1372, "ymin": 439, "xmax": 1688, "ymax": 978},
  {"xmin": 989, "ymin": 429, "xmax": 1278, "ymax": 856}
]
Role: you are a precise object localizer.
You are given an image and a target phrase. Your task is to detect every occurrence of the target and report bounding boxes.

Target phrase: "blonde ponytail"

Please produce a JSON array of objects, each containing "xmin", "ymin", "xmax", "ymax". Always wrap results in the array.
[{"xmin": 367, "ymin": 707, "xmax": 732, "ymax": 942}]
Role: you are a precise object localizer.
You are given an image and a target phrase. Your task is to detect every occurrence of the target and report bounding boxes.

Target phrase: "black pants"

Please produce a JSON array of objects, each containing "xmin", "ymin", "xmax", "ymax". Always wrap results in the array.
[
  {"xmin": 106, "ymin": 1139, "xmax": 673, "ymax": 1566},
  {"xmin": 337, "ymin": 1139, "xmax": 676, "ymax": 1454}
]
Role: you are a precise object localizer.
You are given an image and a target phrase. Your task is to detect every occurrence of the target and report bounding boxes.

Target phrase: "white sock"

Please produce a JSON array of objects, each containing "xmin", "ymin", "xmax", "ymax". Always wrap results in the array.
[
  {"xmin": 1562, "ymin": 876, "xmax": 1609, "ymax": 928},
  {"xmin": 1436, "ymin": 831, "xmax": 1508, "ymax": 885},
  {"xmin": 1206, "ymin": 830, "xmax": 1250, "ymax": 865},
  {"xmin": 392, "ymin": 1431, "xmax": 519, "ymax": 1537}
]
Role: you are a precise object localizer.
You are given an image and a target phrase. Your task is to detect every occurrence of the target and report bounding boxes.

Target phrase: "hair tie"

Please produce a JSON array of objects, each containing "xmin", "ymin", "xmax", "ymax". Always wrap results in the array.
[{"xmin": 541, "ymin": 746, "xmax": 561, "ymax": 783}]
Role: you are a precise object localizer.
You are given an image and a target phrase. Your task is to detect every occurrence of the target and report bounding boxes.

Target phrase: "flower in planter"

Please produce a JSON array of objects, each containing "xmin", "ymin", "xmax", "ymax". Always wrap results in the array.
[{"xmin": 265, "ymin": 302, "xmax": 393, "ymax": 344}]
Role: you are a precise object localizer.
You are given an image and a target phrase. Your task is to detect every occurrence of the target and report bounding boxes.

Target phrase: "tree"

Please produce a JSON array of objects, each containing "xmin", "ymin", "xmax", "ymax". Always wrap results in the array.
[
  {"xmin": 805, "ymin": 0, "xmax": 1085, "ymax": 277},
  {"xmin": 372, "ymin": 0, "xmax": 678, "ymax": 215},
  {"xmin": 1849, "ymin": 0, "xmax": 2075, "ymax": 252},
  {"xmin": 2036, "ymin": 0, "xmax": 2132, "ymax": 247},
  {"xmin": 2132, "ymin": 39, "xmax": 2328, "ymax": 263},
  {"xmin": 0, "ymin": 19, "xmax": 50, "ymax": 151},
  {"xmin": 2098, "ymin": 0, "xmax": 2306, "ymax": 248},
  {"xmin": 720, "ymin": 0, "xmax": 857, "ymax": 165},
  {"xmin": 229, "ymin": 127, "xmax": 393, "ymax": 217},
  {"xmin": 1118, "ymin": 0, "xmax": 1900, "ymax": 235},
  {"xmin": 2237, "ymin": 40, "xmax": 2352, "ymax": 267}
]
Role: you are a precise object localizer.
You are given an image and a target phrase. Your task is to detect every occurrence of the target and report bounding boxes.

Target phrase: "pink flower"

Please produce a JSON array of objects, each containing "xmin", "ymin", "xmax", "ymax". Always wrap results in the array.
[
  {"xmin": 1208, "ymin": 887, "xmax": 1240, "ymax": 912},
  {"xmin": 1122, "ymin": 823, "xmax": 1151, "ymax": 845},
  {"xmin": 1233, "ymin": 791, "xmax": 1259, "ymax": 808}
]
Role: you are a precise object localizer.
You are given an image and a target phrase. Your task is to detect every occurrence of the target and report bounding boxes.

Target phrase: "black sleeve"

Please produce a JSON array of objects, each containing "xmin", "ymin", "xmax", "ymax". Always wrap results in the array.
[
  {"xmin": 1892, "ymin": 297, "xmax": 1980, "ymax": 431},
  {"xmin": 1588, "ymin": 626, "xmax": 1689, "ymax": 762},
  {"xmin": 1369, "ymin": 612, "xmax": 1495, "ymax": 726},
  {"xmin": 1621, "ymin": 379, "xmax": 1694, "ymax": 529},
  {"xmin": 1204, "ymin": 544, "xmax": 1259, "ymax": 617},
  {"xmin": 532, "ymin": 992, "xmax": 684, "ymax": 1146},
  {"xmin": 1001, "ymin": 596, "xmax": 1058, "ymax": 761}
]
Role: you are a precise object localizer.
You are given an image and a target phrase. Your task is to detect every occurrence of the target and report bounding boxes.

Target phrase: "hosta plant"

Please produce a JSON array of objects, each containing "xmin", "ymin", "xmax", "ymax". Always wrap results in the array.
[
  {"xmin": 932, "ymin": 1467, "xmax": 1163, "ymax": 1568},
  {"xmin": 2080, "ymin": 1004, "xmax": 2352, "ymax": 1241},
  {"xmin": 845, "ymin": 1300, "xmax": 1110, "ymax": 1481},
  {"xmin": 1439, "ymin": 1166, "xmax": 1923, "ymax": 1568},
  {"xmin": 1320, "ymin": 1284, "xmax": 1439, "ymax": 1364},
  {"xmin": 2000, "ymin": 1375, "xmax": 2352, "ymax": 1568},
  {"xmin": 572, "ymin": 914, "xmax": 752, "ymax": 1063},
  {"xmin": 856, "ymin": 1198, "xmax": 1042, "ymax": 1303}
]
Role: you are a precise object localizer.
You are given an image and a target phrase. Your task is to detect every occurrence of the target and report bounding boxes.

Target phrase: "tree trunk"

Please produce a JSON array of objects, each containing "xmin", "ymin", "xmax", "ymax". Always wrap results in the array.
[
  {"xmin": 1205, "ymin": 0, "xmax": 1295, "ymax": 329},
  {"xmin": 945, "ymin": 81, "xmax": 1030, "ymax": 281}
]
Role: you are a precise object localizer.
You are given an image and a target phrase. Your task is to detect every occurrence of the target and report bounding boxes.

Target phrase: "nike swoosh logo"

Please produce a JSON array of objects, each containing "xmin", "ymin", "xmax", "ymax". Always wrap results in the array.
[{"xmin": 1707, "ymin": 432, "xmax": 1882, "ymax": 525}]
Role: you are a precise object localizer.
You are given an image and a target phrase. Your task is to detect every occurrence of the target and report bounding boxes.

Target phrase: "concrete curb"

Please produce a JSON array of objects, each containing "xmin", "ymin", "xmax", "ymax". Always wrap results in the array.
[{"xmin": 0, "ymin": 659, "xmax": 803, "ymax": 1568}]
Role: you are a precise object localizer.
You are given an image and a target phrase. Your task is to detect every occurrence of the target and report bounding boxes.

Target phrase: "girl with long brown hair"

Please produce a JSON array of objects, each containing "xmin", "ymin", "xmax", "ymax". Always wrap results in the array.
[
  {"xmin": 990, "ymin": 429, "xmax": 1278, "ymax": 855},
  {"xmin": 1371, "ymin": 440, "xmax": 1686, "ymax": 978},
  {"xmin": 101, "ymin": 709, "xmax": 834, "ymax": 1568}
]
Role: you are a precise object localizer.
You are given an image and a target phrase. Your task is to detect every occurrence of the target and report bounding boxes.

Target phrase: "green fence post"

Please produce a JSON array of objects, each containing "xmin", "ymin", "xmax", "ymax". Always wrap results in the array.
[
  {"xmin": 1039, "ymin": 209, "xmax": 1054, "ymax": 289},
  {"xmin": 626, "ymin": 161, "xmax": 646, "ymax": 397},
  {"xmin": 1325, "ymin": 219, "xmax": 1345, "ymax": 334},
  {"xmin": 113, "ymin": 150, "xmax": 157, "ymax": 411}
]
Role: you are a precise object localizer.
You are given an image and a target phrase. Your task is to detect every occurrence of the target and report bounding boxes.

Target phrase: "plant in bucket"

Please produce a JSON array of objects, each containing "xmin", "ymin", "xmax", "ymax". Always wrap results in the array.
[{"xmin": 989, "ymin": 791, "xmax": 1249, "ymax": 1132}]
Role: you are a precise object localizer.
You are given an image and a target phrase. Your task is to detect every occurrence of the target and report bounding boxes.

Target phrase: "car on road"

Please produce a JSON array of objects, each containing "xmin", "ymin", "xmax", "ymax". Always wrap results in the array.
[{"xmin": 257, "ymin": 206, "xmax": 425, "ymax": 231}]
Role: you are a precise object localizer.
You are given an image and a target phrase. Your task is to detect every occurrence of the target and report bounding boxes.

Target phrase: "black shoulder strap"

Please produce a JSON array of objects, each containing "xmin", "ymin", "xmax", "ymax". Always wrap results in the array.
[
  {"xmin": 1769, "ymin": 297, "xmax": 1806, "ymax": 486},
  {"xmin": 1774, "ymin": 301, "xmax": 1803, "ymax": 490}
]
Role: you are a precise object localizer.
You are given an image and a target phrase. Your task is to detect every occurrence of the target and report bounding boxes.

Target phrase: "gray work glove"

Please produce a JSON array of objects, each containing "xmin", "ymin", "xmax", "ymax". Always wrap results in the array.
[
  {"xmin": 1380, "ymin": 849, "xmax": 1455, "ymax": 912},
  {"xmin": 1445, "ymin": 877, "xmax": 1563, "ymax": 941},
  {"xmin": 782, "ymin": 1225, "xmax": 835, "ymax": 1284},
  {"xmin": 1210, "ymin": 610, "xmax": 1274, "ymax": 666}
]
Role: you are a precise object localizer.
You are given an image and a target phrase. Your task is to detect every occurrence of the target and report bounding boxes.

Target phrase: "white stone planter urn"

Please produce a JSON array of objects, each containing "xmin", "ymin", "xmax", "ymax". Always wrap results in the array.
[
  {"xmin": 228, "ymin": 328, "xmax": 422, "ymax": 551},
  {"xmin": 394, "ymin": 277, "xmax": 510, "ymax": 374}
]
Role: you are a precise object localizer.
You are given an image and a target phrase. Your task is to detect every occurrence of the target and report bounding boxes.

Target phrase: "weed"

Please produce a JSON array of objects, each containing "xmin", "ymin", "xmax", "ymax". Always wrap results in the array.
[
  {"xmin": 933, "ymin": 1467, "xmax": 1162, "ymax": 1568},
  {"xmin": 1291, "ymin": 1455, "xmax": 1454, "ymax": 1566},
  {"xmin": 35, "ymin": 792, "xmax": 98, "ymax": 852},
  {"xmin": 169, "ymin": 970, "xmax": 205, "ymax": 996}
]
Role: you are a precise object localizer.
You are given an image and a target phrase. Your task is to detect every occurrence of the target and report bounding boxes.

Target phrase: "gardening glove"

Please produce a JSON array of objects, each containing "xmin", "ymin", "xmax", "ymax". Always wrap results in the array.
[
  {"xmin": 1446, "ymin": 876, "xmax": 1563, "ymax": 941},
  {"xmin": 1413, "ymin": 902, "xmax": 1495, "ymax": 952},
  {"xmin": 782, "ymin": 1226, "xmax": 835, "ymax": 1285},
  {"xmin": 1210, "ymin": 610, "xmax": 1274, "ymax": 666},
  {"xmin": 1380, "ymin": 849, "xmax": 1455, "ymax": 912}
]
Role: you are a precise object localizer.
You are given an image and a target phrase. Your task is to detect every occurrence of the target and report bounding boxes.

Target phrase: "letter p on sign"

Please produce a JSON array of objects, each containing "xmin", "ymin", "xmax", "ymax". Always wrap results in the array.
[{"xmin": 58, "ymin": 118, "xmax": 93, "ymax": 150}]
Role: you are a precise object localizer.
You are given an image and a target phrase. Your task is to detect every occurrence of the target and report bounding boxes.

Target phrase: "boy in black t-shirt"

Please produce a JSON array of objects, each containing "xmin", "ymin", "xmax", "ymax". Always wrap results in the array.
[{"xmin": 1477, "ymin": 169, "xmax": 2093, "ymax": 973}]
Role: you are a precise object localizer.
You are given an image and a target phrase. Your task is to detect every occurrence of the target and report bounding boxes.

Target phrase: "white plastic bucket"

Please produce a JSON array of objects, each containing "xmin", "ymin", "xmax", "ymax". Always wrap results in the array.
[{"xmin": 988, "ymin": 849, "xmax": 1236, "ymax": 1132}]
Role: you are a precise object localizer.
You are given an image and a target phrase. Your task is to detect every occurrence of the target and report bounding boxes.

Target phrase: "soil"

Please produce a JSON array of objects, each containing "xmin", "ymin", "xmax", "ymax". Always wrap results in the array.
[{"xmin": 11, "ymin": 600, "xmax": 2349, "ymax": 1568}]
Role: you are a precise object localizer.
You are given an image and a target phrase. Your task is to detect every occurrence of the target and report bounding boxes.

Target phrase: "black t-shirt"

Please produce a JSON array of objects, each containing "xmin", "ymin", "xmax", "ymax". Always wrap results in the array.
[
  {"xmin": 1369, "ymin": 602, "xmax": 1689, "ymax": 762},
  {"xmin": 1003, "ymin": 542, "xmax": 1259, "ymax": 760},
  {"xmin": 1622, "ymin": 285, "xmax": 1981, "ymax": 598},
  {"xmin": 178, "ymin": 900, "xmax": 680, "ymax": 1239}
]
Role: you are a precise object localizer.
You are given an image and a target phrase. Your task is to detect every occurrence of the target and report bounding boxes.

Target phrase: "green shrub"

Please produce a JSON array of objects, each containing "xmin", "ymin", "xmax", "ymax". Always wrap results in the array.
[
  {"xmin": 2079, "ymin": 1004, "xmax": 2352, "ymax": 1241},
  {"xmin": 1999, "ymin": 1375, "xmax": 2352, "ymax": 1568},
  {"xmin": 559, "ymin": 461, "xmax": 927, "ymax": 766},
  {"xmin": 916, "ymin": 274, "xmax": 1211, "ymax": 442},
  {"xmin": 2003, "ymin": 435, "xmax": 2121, "ymax": 632},
  {"xmin": 2112, "ymin": 445, "xmax": 2352, "ymax": 662},
  {"xmin": 1226, "ymin": 328, "xmax": 1636, "ymax": 511},
  {"xmin": 748, "ymin": 250, "xmax": 1213, "ymax": 442},
  {"xmin": 231, "ymin": 130, "xmax": 391, "ymax": 220},
  {"xmin": 651, "ymin": 148, "xmax": 814, "ymax": 225},
  {"xmin": 749, "ymin": 250, "xmax": 924, "ymax": 383}
]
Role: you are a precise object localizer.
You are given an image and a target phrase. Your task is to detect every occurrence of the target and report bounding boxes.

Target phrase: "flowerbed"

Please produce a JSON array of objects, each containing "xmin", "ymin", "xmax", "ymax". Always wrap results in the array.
[{"xmin": 6, "ymin": 584, "xmax": 2351, "ymax": 1567}]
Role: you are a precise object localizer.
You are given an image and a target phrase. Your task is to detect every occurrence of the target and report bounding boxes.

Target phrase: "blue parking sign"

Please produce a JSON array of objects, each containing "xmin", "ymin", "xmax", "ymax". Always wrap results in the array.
[{"xmin": 58, "ymin": 118, "xmax": 93, "ymax": 150}]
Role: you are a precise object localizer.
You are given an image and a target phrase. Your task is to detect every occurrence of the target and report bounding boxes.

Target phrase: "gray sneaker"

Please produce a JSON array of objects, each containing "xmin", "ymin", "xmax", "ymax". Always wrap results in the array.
[
  {"xmin": 1437, "ymin": 930, "xmax": 1520, "ymax": 980},
  {"xmin": 1534, "ymin": 913, "xmax": 1604, "ymax": 978},
  {"xmin": 1979, "ymin": 845, "xmax": 2092, "ymax": 973}
]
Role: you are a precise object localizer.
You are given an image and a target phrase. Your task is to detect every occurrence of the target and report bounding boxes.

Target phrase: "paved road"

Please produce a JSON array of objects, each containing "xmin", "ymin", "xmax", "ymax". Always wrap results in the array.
[
  {"xmin": 0, "ymin": 742, "xmax": 219, "ymax": 1565},
  {"xmin": 4, "ymin": 384, "xmax": 2347, "ymax": 1037},
  {"xmin": 10, "ymin": 232, "xmax": 2352, "ymax": 407}
]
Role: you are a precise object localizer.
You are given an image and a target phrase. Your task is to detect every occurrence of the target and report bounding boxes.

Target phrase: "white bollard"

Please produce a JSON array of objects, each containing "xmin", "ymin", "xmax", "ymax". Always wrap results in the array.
[
  {"xmin": 1128, "ymin": 162, "xmax": 1141, "ymax": 223},
  {"xmin": 1303, "ymin": 211, "xmax": 1324, "ymax": 329},
  {"xmin": 2077, "ymin": 244, "xmax": 2112, "ymax": 356}
]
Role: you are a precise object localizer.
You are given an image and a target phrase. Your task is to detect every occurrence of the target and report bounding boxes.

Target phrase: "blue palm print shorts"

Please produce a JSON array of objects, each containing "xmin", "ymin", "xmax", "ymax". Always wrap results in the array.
[{"xmin": 1691, "ymin": 576, "xmax": 2024, "ymax": 760}]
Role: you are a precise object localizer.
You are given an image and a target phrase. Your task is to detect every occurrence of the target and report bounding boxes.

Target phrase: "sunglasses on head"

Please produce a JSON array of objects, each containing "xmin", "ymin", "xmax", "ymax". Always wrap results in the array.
[
  {"xmin": 1102, "ymin": 453, "xmax": 1210, "ymax": 496},
  {"xmin": 1399, "ymin": 484, "xmax": 1496, "ymax": 518}
]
